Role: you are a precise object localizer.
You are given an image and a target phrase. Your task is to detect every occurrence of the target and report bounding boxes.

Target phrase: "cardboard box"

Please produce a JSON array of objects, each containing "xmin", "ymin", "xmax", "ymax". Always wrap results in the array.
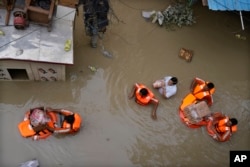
[{"xmin": 183, "ymin": 101, "xmax": 211, "ymax": 123}]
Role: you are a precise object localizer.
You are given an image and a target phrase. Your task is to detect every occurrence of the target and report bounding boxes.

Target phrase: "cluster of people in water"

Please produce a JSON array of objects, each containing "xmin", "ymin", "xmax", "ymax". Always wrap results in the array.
[
  {"xmin": 128, "ymin": 76, "xmax": 238, "ymax": 142},
  {"xmin": 18, "ymin": 107, "xmax": 82, "ymax": 140},
  {"xmin": 129, "ymin": 76, "xmax": 178, "ymax": 120},
  {"xmin": 18, "ymin": 76, "xmax": 237, "ymax": 142},
  {"xmin": 19, "ymin": 3, "xmax": 111, "ymax": 138}
]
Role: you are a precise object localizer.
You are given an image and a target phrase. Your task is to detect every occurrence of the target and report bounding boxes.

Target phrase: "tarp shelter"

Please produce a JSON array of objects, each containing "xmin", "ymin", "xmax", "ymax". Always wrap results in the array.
[{"xmin": 207, "ymin": 0, "xmax": 250, "ymax": 30}]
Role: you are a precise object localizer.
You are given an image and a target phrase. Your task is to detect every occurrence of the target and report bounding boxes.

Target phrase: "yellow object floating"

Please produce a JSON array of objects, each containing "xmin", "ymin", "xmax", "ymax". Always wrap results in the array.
[
  {"xmin": 64, "ymin": 39, "xmax": 71, "ymax": 51},
  {"xmin": 235, "ymin": 34, "xmax": 246, "ymax": 40},
  {"xmin": 88, "ymin": 65, "xmax": 97, "ymax": 72},
  {"xmin": 0, "ymin": 30, "xmax": 5, "ymax": 36}
]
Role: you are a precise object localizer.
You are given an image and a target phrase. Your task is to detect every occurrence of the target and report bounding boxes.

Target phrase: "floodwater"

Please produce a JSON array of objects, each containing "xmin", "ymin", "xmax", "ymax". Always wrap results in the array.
[{"xmin": 0, "ymin": 0, "xmax": 250, "ymax": 166}]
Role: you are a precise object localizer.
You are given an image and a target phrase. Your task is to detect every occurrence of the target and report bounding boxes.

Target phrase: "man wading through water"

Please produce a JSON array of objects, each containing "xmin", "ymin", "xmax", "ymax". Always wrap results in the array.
[{"xmin": 82, "ymin": 0, "xmax": 110, "ymax": 48}]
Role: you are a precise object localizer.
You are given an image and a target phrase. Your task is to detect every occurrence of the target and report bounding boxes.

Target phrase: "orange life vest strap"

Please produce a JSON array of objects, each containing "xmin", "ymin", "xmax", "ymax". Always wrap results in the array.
[{"xmin": 231, "ymin": 125, "xmax": 237, "ymax": 132}]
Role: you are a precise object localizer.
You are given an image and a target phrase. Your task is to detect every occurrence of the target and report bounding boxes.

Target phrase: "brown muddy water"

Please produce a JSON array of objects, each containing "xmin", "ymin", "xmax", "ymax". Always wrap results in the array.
[{"xmin": 0, "ymin": 0, "xmax": 250, "ymax": 167}]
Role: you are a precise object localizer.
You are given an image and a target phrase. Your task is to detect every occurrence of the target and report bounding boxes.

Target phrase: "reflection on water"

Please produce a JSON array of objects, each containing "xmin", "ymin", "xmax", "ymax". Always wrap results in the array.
[{"xmin": 1, "ymin": 0, "xmax": 250, "ymax": 166}]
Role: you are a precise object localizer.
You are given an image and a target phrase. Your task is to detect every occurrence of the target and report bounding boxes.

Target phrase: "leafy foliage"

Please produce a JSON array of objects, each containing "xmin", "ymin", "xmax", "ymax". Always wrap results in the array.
[{"xmin": 162, "ymin": 2, "xmax": 196, "ymax": 29}]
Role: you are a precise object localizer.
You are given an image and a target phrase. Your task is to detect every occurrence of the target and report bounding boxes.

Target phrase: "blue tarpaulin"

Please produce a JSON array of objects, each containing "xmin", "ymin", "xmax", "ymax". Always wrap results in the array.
[
  {"xmin": 207, "ymin": 0, "xmax": 250, "ymax": 11},
  {"xmin": 207, "ymin": 0, "xmax": 250, "ymax": 30}
]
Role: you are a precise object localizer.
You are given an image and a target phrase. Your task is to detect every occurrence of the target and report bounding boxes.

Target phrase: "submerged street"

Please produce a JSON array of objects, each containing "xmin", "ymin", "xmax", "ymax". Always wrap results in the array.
[{"xmin": 0, "ymin": 0, "xmax": 250, "ymax": 166}]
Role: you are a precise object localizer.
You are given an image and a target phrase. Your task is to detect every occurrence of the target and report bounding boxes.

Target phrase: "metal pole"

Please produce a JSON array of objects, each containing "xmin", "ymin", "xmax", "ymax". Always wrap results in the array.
[{"xmin": 239, "ymin": 11, "xmax": 244, "ymax": 30}]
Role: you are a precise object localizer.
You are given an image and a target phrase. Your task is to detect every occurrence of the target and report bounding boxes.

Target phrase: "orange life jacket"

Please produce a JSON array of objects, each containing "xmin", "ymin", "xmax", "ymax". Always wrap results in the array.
[
  {"xmin": 18, "ymin": 120, "xmax": 36, "ymax": 137},
  {"xmin": 135, "ymin": 84, "xmax": 154, "ymax": 105},
  {"xmin": 193, "ymin": 82, "xmax": 215, "ymax": 100},
  {"xmin": 180, "ymin": 93, "xmax": 197, "ymax": 110},
  {"xmin": 215, "ymin": 117, "xmax": 237, "ymax": 133},
  {"xmin": 18, "ymin": 110, "xmax": 56, "ymax": 139},
  {"xmin": 62, "ymin": 113, "xmax": 82, "ymax": 133},
  {"xmin": 18, "ymin": 119, "xmax": 53, "ymax": 138}
]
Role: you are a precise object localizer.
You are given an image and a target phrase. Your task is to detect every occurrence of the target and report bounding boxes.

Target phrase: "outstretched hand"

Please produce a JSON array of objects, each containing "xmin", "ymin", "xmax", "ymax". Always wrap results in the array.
[{"xmin": 151, "ymin": 113, "xmax": 157, "ymax": 120}]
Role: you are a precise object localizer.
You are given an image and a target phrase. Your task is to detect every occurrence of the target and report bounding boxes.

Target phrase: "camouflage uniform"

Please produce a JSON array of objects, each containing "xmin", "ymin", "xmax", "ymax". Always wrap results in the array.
[{"xmin": 82, "ymin": 0, "xmax": 109, "ymax": 48}]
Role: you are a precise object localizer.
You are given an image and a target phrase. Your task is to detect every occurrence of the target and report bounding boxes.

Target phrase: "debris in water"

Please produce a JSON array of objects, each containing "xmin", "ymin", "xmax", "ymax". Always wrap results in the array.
[
  {"xmin": 179, "ymin": 48, "xmax": 193, "ymax": 62},
  {"xmin": 64, "ymin": 39, "xmax": 71, "ymax": 51},
  {"xmin": 151, "ymin": 11, "xmax": 164, "ymax": 25},
  {"xmin": 88, "ymin": 65, "xmax": 98, "ymax": 72},
  {"xmin": 0, "ymin": 29, "xmax": 5, "ymax": 36},
  {"xmin": 19, "ymin": 159, "xmax": 39, "ymax": 167},
  {"xmin": 142, "ymin": 3, "xmax": 196, "ymax": 29},
  {"xmin": 101, "ymin": 46, "xmax": 113, "ymax": 58},
  {"xmin": 235, "ymin": 34, "xmax": 246, "ymax": 40}
]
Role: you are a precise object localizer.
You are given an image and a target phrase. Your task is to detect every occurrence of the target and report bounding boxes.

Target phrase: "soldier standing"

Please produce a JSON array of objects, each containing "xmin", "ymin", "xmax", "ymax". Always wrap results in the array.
[{"xmin": 82, "ymin": 0, "xmax": 110, "ymax": 48}]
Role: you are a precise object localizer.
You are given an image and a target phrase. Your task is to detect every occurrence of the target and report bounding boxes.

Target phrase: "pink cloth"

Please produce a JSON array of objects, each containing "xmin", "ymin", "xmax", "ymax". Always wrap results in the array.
[{"xmin": 30, "ymin": 109, "xmax": 49, "ymax": 127}]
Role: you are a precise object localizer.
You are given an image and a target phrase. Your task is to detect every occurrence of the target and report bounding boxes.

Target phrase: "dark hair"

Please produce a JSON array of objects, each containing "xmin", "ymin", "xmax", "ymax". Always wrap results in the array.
[
  {"xmin": 230, "ymin": 118, "xmax": 238, "ymax": 126},
  {"xmin": 64, "ymin": 114, "xmax": 75, "ymax": 124},
  {"xmin": 171, "ymin": 77, "xmax": 178, "ymax": 85},
  {"xmin": 207, "ymin": 82, "xmax": 214, "ymax": 89},
  {"xmin": 140, "ymin": 88, "xmax": 148, "ymax": 97}
]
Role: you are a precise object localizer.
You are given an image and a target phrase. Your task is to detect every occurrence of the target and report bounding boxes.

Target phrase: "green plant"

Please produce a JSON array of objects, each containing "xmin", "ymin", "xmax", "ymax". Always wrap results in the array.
[{"xmin": 162, "ymin": 2, "xmax": 196, "ymax": 29}]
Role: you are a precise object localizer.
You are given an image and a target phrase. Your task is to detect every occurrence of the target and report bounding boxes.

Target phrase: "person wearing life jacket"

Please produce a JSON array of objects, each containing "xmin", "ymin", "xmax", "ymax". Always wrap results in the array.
[
  {"xmin": 21, "ymin": 107, "xmax": 55, "ymax": 140},
  {"xmin": 46, "ymin": 108, "xmax": 82, "ymax": 134},
  {"xmin": 208, "ymin": 115, "xmax": 238, "ymax": 142},
  {"xmin": 153, "ymin": 76, "xmax": 178, "ymax": 99},
  {"xmin": 129, "ymin": 83, "xmax": 159, "ymax": 120},
  {"xmin": 190, "ymin": 77, "xmax": 215, "ymax": 106}
]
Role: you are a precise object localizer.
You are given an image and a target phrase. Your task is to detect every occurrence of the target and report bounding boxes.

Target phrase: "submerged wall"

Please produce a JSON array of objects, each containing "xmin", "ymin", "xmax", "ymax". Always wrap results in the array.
[{"xmin": 0, "ymin": 60, "xmax": 65, "ymax": 81}]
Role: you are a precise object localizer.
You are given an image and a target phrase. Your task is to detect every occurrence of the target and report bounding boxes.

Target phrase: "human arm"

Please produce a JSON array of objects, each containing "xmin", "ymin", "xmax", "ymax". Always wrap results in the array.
[
  {"xmin": 46, "ymin": 108, "xmax": 73, "ymax": 115},
  {"xmin": 128, "ymin": 84, "xmax": 137, "ymax": 99},
  {"xmin": 151, "ymin": 98, "xmax": 159, "ymax": 120},
  {"xmin": 190, "ymin": 77, "xmax": 205, "ymax": 92},
  {"xmin": 213, "ymin": 129, "xmax": 231, "ymax": 142},
  {"xmin": 32, "ymin": 124, "xmax": 52, "ymax": 141},
  {"xmin": 219, "ymin": 130, "xmax": 231, "ymax": 142},
  {"xmin": 45, "ymin": 121, "xmax": 71, "ymax": 134},
  {"xmin": 205, "ymin": 95, "xmax": 213, "ymax": 106},
  {"xmin": 199, "ymin": 94, "xmax": 214, "ymax": 106},
  {"xmin": 33, "ymin": 132, "xmax": 51, "ymax": 141},
  {"xmin": 46, "ymin": 107, "xmax": 62, "ymax": 113},
  {"xmin": 24, "ymin": 110, "xmax": 30, "ymax": 121},
  {"xmin": 53, "ymin": 128, "xmax": 71, "ymax": 134}
]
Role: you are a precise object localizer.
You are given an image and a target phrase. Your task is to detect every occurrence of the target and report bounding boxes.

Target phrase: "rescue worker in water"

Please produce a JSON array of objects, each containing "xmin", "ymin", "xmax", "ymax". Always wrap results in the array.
[
  {"xmin": 46, "ymin": 108, "xmax": 82, "ymax": 134},
  {"xmin": 190, "ymin": 77, "xmax": 215, "ymax": 106},
  {"xmin": 129, "ymin": 83, "xmax": 159, "ymax": 120},
  {"xmin": 208, "ymin": 114, "xmax": 238, "ymax": 142}
]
